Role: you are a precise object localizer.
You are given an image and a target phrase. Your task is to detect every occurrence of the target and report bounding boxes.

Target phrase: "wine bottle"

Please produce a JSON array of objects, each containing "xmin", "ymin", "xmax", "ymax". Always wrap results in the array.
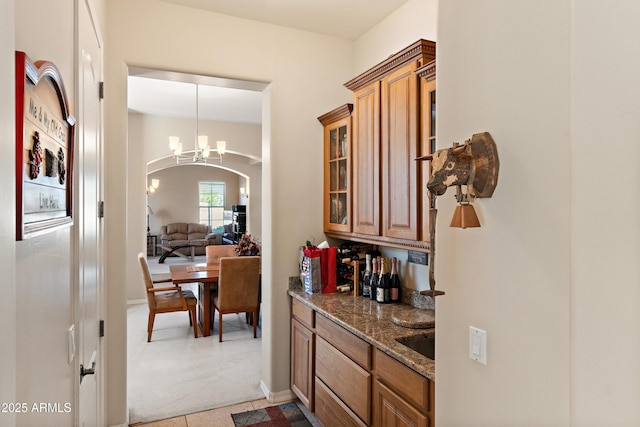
[
  {"xmin": 361, "ymin": 253, "xmax": 372, "ymax": 298},
  {"xmin": 376, "ymin": 257, "xmax": 390, "ymax": 303},
  {"xmin": 389, "ymin": 257, "xmax": 401, "ymax": 303},
  {"xmin": 369, "ymin": 257, "xmax": 378, "ymax": 301}
]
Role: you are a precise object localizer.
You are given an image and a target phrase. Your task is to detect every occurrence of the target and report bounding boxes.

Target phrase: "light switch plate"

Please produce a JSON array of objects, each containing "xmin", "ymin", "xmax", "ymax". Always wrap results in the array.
[{"xmin": 469, "ymin": 326, "xmax": 487, "ymax": 365}]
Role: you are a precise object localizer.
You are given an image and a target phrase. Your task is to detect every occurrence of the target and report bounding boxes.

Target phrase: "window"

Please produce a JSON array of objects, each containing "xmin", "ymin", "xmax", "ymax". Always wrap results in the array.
[{"xmin": 199, "ymin": 181, "xmax": 225, "ymax": 232}]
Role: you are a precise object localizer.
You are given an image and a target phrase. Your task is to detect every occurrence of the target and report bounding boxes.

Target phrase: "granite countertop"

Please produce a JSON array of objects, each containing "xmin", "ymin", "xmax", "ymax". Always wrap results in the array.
[{"xmin": 288, "ymin": 288, "xmax": 436, "ymax": 381}]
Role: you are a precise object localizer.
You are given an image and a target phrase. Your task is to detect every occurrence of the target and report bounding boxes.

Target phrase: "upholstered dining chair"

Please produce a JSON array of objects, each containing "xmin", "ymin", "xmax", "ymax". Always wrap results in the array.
[
  {"xmin": 137, "ymin": 252, "xmax": 198, "ymax": 342},
  {"xmin": 205, "ymin": 245, "xmax": 238, "ymax": 326},
  {"xmin": 205, "ymin": 244, "xmax": 237, "ymax": 264},
  {"xmin": 212, "ymin": 256, "xmax": 261, "ymax": 342}
]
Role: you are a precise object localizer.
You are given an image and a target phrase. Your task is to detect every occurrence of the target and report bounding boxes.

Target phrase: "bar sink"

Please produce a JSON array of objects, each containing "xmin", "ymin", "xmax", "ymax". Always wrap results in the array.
[{"xmin": 396, "ymin": 333, "xmax": 435, "ymax": 360}]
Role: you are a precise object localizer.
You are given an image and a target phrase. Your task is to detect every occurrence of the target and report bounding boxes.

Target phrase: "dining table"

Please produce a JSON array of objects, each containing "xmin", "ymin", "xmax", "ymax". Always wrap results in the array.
[{"xmin": 170, "ymin": 263, "xmax": 220, "ymax": 337}]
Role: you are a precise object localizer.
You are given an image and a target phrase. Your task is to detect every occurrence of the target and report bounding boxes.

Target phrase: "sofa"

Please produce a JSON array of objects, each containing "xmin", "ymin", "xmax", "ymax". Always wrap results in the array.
[{"xmin": 160, "ymin": 223, "xmax": 222, "ymax": 256}]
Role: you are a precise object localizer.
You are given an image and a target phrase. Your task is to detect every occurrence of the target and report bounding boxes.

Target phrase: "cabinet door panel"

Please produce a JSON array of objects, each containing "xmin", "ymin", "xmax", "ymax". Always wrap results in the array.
[
  {"xmin": 353, "ymin": 81, "xmax": 381, "ymax": 236},
  {"xmin": 420, "ymin": 74, "xmax": 436, "ymax": 243},
  {"xmin": 324, "ymin": 117, "xmax": 352, "ymax": 232},
  {"xmin": 382, "ymin": 63, "xmax": 419, "ymax": 240},
  {"xmin": 375, "ymin": 348, "xmax": 429, "ymax": 412},
  {"xmin": 374, "ymin": 380, "xmax": 428, "ymax": 427},
  {"xmin": 291, "ymin": 319, "xmax": 314, "ymax": 410}
]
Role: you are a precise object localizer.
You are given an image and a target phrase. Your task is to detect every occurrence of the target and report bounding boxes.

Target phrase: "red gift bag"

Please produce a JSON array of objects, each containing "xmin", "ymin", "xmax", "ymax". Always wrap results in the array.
[{"xmin": 320, "ymin": 247, "xmax": 337, "ymax": 294}]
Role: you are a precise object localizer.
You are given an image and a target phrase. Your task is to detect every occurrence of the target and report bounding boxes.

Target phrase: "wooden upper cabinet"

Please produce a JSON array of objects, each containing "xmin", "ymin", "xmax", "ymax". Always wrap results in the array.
[
  {"xmin": 417, "ymin": 60, "xmax": 437, "ymax": 244},
  {"xmin": 323, "ymin": 40, "xmax": 436, "ymax": 252},
  {"xmin": 319, "ymin": 104, "xmax": 353, "ymax": 233},
  {"xmin": 352, "ymin": 82, "xmax": 380, "ymax": 236},
  {"xmin": 381, "ymin": 62, "xmax": 420, "ymax": 241}
]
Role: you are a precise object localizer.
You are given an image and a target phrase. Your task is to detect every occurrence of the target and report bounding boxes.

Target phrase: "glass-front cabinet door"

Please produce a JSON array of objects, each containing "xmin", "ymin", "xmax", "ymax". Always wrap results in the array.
[{"xmin": 319, "ymin": 104, "xmax": 353, "ymax": 233}]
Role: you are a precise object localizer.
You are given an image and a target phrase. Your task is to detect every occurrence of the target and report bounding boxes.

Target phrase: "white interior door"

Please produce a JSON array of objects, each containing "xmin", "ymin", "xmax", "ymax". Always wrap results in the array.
[{"xmin": 77, "ymin": 0, "xmax": 103, "ymax": 425}]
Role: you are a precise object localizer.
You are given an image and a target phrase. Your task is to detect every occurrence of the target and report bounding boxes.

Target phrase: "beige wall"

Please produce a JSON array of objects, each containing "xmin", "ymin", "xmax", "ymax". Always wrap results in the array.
[
  {"xmin": 12, "ymin": 1, "xmax": 76, "ymax": 426},
  {"xmin": 354, "ymin": 0, "xmax": 438, "ymax": 75},
  {"xmin": 436, "ymin": 1, "xmax": 640, "ymax": 426},
  {"xmin": 105, "ymin": 0, "xmax": 354, "ymax": 423},
  {"xmin": 132, "ymin": 110, "xmax": 263, "ymax": 241},
  {"xmin": 571, "ymin": 2, "xmax": 640, "ymax": 424},
  {"xmin": 0, "ymin": 0, "xmax": 16, "ymax": 422},
  {"xmin": 147, "ymin": 166, "xmax": 240, "ymax": 235}
]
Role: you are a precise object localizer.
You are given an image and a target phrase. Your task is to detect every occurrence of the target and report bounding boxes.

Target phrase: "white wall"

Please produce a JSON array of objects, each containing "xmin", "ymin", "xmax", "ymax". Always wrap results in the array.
[
  {"xmin": 0, "ymin": 1, "xmax": 17, "ymax": 425},
  {"xmin": 436, "ymin": 1, "xmax": 640, "ymax": 426},
  {"xmin": 105, "ymin": 0, "xmax": 354, "ymax": 422}
]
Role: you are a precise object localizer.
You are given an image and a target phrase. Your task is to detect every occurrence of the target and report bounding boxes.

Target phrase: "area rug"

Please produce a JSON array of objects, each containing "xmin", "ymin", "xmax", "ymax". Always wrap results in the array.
[{"xmin": 232, "ymin": 402, "xmax": 313, "ymax": 427}]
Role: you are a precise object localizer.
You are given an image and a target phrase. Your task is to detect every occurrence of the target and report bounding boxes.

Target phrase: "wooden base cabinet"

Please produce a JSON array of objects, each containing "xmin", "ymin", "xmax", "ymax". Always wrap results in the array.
[
  {"xmin": 291, "ymin": 318, "xmax": 314, "ymax": 410},
  {"xmin": 374, "ymin": 349, "xmax": 434, "ymax": 427},
  {"xmin": 291, "ymin": 300, "xmax": 315, "ymax": 410},
  {"xmin": 315, "ymin": 377, "xmax": 368, "ymax": 427},
  {"xmin": 290, "ymin": 298, "xmax": 434, "ymax": 427},
  {"xmin": 373, "ymin": 380, "xmax": 428, "ymax": 427}
]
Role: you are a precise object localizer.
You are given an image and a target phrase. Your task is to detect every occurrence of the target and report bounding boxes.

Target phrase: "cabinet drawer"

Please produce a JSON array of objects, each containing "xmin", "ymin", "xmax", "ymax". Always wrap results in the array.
[
  {"xmin": 292, "ymin": 298, "xmax": 315, "ymax": 329},
  {"xmin": 315, "ymin": 377, "xmax": 367, "ymax": 427},
  {"xmin": 316, "ymin": 314, "xmax": 371, "ymax": 370},
  {"xmin": 375, "ymin": 348, "xmax": 429, "ymax": 412},
  {"xmin": 316, "ymin": 336, "xmax": 371, "ymax": 425}
]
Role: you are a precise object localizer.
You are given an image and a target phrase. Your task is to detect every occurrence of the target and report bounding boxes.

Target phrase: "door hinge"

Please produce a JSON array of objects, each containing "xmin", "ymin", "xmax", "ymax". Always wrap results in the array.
[
  {"xmin": 99, "ymin": 81, "xmax": 104, "ymax": 99},
  {"xmin": 98, "ymin": 200, "xmax": 104, "ymax": 218},
  {"xmin": 99, "ymin": 320, "xmax": 105, "ymax": 337}
]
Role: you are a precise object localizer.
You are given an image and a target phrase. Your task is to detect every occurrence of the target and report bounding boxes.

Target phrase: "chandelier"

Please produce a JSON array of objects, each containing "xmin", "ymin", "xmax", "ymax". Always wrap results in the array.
[{"xmin": 169, "ymin": 83, "xmax": 226, "ymax": 164}]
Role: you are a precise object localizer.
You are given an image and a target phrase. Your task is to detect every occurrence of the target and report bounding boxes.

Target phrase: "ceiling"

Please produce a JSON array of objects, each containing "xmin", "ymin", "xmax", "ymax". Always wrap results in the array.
[
  {"xmin": 156, "ymin": 0, "xmax": 408, "ymax": 40},
  {"xmin": 129, "ymin": 0, "xmax": 408, "ymax": 124},
  {"xmin": 128, "ymin": 72, "xmax": 265, "ymax": 124}
]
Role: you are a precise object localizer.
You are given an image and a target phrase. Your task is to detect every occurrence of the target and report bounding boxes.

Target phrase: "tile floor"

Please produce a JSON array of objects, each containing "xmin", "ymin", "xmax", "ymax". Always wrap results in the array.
[{"xmin": 129, "ymin": 398, "xmax": 295, "ymax": 427}]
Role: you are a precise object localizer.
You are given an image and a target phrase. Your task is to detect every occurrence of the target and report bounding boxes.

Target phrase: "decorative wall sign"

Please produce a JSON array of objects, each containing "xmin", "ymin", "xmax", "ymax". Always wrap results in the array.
[{"xmin": 15, "ymin": 51, "xmax": 75, "ymax": 240}]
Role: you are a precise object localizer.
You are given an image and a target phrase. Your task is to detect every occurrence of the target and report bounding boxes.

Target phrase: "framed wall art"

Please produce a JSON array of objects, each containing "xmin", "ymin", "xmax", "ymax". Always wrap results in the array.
[{"xmin": 15, "ymin": 51, "xmax": 75, "ymax": 240}]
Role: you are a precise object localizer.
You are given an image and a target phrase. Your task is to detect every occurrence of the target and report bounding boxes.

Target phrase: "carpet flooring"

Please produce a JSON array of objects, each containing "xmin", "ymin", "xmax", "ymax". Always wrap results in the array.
[
  {"xmin": 231, "ymin": 402, "xmax": 315, "ymax": 427},
  {"xmin": 128, "ymin": 255, "xmax": 264, "ymax": 424}
]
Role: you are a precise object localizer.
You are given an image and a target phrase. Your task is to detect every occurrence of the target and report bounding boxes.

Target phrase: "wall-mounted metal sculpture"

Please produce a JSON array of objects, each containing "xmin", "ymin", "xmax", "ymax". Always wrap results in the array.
[
  {"xmin": 420, "ymin": 131, "xmax": 499, "ymax": 200},
  {"xmin": 416, "ymin": 132, "xmax": 500, "ymax": 296}
]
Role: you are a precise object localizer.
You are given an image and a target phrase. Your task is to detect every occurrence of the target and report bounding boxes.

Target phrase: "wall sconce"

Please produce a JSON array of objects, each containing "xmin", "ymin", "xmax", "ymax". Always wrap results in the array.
[
  {"xmin": 146, "ymin": 205, "xmax": 154, "ymax": 235},
  {"xmin": 417, "ymin": 132, "xmax": 499, "ymax": 228},
  {"xmin": 240, "ymin": 187, "xmax": 248, "ymax": 199},
  {"xmin": 415, "ymin": 132, "xmax": 499, "ymax": 297},
  {"xmin": 147, "ymin": 178, "xmax": 159, "ymax": 195}
]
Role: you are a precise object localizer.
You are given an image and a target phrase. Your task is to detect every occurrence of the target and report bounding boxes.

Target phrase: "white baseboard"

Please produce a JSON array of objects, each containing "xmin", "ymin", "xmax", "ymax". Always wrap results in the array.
[
  {"xmin": 259, "ymin": 380, "xmax": 296, "ymax": 404},
  {"xmin": 127, "ymin": 299, "xmax": 146, "ymax": 305}
]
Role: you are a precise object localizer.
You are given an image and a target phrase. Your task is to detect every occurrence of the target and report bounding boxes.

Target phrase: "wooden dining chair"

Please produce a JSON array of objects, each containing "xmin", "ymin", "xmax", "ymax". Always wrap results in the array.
[
  {"xmin": 137, "ymin": 252, "xmax": 198, "ymax": 342},
  {"xmin": 212, "ymin": 256, "xmax": 261, "ymax": 342}
]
